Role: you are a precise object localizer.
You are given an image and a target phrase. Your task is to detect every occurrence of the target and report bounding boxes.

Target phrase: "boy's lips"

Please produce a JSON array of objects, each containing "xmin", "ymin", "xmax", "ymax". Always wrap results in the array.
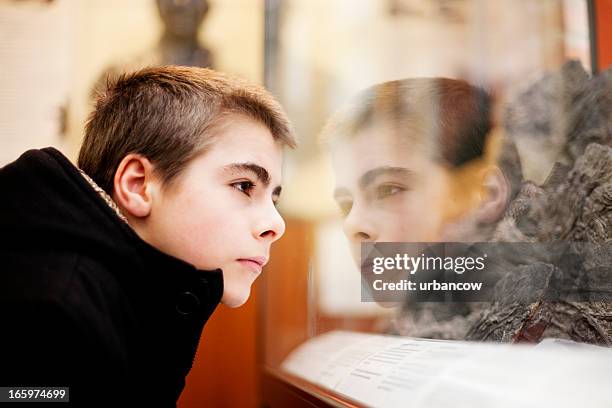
[{"xmin": 237, "ymin": 257, "xmax": 268, "ymax": 274}]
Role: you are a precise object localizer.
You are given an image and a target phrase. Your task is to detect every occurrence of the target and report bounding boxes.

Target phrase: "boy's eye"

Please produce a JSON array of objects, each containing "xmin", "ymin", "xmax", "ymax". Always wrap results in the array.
[
  {"xmin": 336, "ymin": 200, "xmax": 353, "ymax": 218},
  {"xmin": 375, "ymin": 184, "xmax": 406, "ymax": 199},
  {"xmin": 232, "ymin": 180, "xmax": 255, "ymax": 195}
]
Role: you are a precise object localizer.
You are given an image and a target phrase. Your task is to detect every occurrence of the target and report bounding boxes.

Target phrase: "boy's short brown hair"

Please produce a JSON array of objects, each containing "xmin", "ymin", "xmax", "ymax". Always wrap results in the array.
[{"xmin": 78, "ymin": 66, "xmax": 296, "ymax": 194}]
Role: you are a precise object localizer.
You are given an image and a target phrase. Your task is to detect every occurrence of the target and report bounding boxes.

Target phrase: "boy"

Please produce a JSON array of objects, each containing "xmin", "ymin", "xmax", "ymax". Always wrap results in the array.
[
  {"xmin": 323, "ymin": 77, "xmax": 522, "ymax": 338},
  {"xmin": 326, "ymin": 78, "xmax": 522, "ymax": 261},
  {"xmin": 0, "ymin": 66, "xmax": 296, "ymax": 405}
]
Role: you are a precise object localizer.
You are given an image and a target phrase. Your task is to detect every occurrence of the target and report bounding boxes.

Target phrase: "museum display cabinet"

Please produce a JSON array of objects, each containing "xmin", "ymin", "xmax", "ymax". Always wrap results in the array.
[{"xmin": 258, "ymin": 1, "xmax": 612, "ymax": 406}]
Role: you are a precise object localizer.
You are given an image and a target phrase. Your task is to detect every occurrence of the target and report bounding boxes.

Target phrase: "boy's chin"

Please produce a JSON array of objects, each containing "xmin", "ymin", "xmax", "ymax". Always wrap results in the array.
[{"xmin": 221, "ymin": 287, "xmax": 251, "ymax": 308}]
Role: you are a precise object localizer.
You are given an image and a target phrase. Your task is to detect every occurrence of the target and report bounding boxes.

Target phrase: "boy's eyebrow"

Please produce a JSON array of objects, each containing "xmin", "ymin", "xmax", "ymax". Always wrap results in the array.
[
  {"xmin": 358, "ymin": 166, "xmax": 412, "ymax": 190},
  {"xmin": 333, "ymin": 167, "xmax": 412, "ymax": 200},
  {"xmin": 222, "ymin": 162, "xmax": 278, "ymax": 189},
  {"xmin": 333, "ymin": 187, "xmax": 351, "ymax": 201}
]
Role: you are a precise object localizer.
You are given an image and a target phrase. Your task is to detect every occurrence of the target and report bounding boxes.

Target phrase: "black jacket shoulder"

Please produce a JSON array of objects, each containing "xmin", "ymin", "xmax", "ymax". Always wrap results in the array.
[{"xmin": 0, "ymin": 148, "xmax": 223, "ymax": 406}]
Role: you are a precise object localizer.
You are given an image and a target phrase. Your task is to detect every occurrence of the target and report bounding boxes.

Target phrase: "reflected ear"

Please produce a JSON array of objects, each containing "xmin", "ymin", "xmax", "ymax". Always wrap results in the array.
[
  {"xmin": 475, "ymin": 167, "xmax": 509, "ymax": 224},
  {"xmin": 112, "ymin": 154, "xmax": 155, "ymax": 218}
]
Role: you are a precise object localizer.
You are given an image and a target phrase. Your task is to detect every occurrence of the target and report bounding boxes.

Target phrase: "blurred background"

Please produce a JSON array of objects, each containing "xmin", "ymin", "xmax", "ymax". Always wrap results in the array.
[{"xmin": 1, "ymin": 0, "xmax": 610, "ymax": 407}]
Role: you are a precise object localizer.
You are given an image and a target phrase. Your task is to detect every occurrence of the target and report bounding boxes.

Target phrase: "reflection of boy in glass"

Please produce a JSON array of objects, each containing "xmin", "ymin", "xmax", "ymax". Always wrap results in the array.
[
  {"xmin": 325, "ymin": 78, "xmax": 522, "ymax": 265},
  {"xmin": 323, "ymin": 78, "xmax": 522, "ymax": 338}
]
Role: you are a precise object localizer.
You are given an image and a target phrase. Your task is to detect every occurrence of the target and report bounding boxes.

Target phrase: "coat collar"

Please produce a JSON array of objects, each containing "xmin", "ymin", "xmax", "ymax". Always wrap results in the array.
[{"xmin": 42, "ymin": 147, "xmax": 224, "ymax": 307}]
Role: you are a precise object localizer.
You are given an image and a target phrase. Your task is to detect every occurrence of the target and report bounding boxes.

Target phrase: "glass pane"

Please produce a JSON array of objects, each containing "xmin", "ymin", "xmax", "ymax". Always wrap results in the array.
[{"xmin": 261, "ymin": 2, "xmax": 610, "ymax": 403}]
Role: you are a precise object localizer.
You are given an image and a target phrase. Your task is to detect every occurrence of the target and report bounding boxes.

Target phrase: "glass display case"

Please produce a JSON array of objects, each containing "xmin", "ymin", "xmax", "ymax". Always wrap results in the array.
[{"xmin": 259, "ymin": 0, "xmax": 612, "ymax": 406}]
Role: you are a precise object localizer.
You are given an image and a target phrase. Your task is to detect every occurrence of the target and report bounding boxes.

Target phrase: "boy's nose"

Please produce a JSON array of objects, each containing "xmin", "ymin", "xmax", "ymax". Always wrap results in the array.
[
  {"xmin": 255, "ymin": 204, "xmax": 286, "ymax": 243},
  {"xmin": 342, "ymin": 204, "xmax": 378, "ymax": 243}
]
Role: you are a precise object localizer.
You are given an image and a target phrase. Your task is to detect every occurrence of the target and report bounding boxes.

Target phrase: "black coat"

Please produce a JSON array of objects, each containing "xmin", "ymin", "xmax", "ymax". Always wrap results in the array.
[{"xmin": 0, "ymin": 148, "xmax": 224, "ymax": 406}]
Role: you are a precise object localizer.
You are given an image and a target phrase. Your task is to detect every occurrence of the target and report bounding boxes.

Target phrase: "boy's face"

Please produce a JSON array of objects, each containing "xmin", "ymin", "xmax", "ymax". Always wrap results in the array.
[
  {"xmin": 146, "ymin": 114, "xmax": 286, "ymax": 307},
  {"xmin": 331, "ymin": 124, "xmax": 453, "ymax": 267}
]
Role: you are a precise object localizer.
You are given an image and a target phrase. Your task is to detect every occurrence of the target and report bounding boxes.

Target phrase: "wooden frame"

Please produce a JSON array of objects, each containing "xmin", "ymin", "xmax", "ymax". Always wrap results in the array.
[{"xmin": 261, "ymin": 366, "xmax": 365, "ymax": 408}]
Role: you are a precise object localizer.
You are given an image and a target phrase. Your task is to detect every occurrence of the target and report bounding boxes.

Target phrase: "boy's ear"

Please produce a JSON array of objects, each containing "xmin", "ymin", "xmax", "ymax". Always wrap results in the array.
[
  {"xmin": 475, "ymin": 166, "xmax": 509, "ymax": 224},
  {"xmin": 112, "ymin": 154, "xmax": 156, "ymax": 218}
]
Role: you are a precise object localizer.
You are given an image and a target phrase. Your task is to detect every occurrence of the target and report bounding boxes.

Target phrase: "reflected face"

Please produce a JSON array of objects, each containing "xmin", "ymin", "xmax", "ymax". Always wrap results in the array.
[
  {"xmin": 332, "ymin": 125, "xmax": 452, "ymax": 266},
  {"xmin": 147, "ymin": 115, "xmax": 286, "ymax": 307}
]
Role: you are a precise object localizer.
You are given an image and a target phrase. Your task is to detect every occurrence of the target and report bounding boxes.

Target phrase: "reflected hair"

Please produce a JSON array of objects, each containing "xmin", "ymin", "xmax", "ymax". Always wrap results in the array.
[{"xmin": 321, "ymin": 77, "xmax": 522, "ymax": 201}]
